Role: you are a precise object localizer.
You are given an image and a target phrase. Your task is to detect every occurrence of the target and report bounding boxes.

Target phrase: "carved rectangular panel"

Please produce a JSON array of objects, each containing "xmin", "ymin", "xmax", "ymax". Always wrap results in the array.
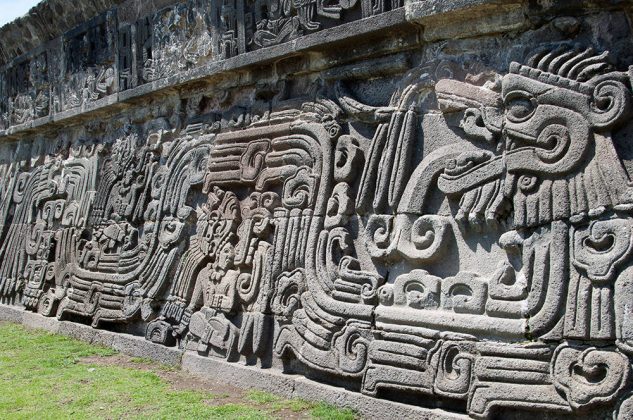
[
  {"xmin": 59, "ymin": 11, "xmax": 117, "ymax": 111},
  {"xmin": 118, "ymin": 24, "xmax": 134, "ymax": 91}
]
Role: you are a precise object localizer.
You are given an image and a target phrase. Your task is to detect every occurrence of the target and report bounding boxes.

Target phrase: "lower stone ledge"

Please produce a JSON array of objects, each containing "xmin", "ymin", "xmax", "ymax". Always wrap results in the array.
[{"xmin": 0, "ymin": 304, "xmax": 465, "ymax": 419}]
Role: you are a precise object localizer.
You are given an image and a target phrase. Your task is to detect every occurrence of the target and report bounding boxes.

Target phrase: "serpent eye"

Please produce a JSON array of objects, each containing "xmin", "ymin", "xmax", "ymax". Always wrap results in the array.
[{"xmin": 505, "ymin": 91, "xmax": 537, "ymax": 123}]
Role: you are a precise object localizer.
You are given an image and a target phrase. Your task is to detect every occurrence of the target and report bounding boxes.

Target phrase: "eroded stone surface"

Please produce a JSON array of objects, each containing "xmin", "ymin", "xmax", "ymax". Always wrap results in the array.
[{"xmin": 2, "ymin": 1, "xmax": 633, "ymax": 418}]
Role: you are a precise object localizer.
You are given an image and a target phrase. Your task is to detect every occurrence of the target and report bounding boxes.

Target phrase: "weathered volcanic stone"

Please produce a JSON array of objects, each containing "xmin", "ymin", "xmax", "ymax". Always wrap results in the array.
[{"xmin": 2, "ymin": 1, "xmax": 633, "ymax": 419}]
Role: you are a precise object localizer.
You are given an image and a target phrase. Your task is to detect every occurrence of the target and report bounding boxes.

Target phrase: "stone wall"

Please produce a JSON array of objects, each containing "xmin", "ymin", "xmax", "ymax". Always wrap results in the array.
[{"xmin": 2, "ymin": 0, "xmax": 633, "ymax": 418}]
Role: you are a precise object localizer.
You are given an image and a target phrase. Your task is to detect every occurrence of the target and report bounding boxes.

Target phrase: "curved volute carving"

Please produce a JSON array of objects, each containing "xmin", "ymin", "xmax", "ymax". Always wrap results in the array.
[{"xmin": 3, "ymin": 16, "xmax": 633, "ymax": 417}]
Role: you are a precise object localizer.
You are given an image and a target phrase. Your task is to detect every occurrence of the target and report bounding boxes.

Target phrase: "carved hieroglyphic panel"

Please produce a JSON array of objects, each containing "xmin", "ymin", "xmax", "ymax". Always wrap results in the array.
[
  {"xmin": 0, "ymin": 50, "xmax": 50, "ymax": 128},
  {"xmin": 58, "ymin": 12, "xmax": 117, "ymax": 112},
  {"xmin": 0, "ymin": 0, "xmax": 399, "ymax": 125},
  {"xmin": 5, "ymin": 3, "xmax": 633, "ymax": 419}
]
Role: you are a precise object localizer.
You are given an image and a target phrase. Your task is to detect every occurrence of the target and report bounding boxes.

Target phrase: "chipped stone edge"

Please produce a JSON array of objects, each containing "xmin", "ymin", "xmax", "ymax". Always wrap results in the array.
[{"xmin": 0, "ymin": 304, "xmax": 467, "ymax": 420}]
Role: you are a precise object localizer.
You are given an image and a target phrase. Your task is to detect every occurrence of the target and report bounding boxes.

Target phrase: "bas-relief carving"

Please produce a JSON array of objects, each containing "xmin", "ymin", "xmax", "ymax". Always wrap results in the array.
[
  {"xmin": 57, "ymin": 13, "xmax": 117, "ymax": 112},
  {"xmin": 4, "ymin": 42, "xmax": 633, "ymax": 418},
  {"xmin": 0, "ymin": 11, "xmax": 121, "ymax": 118},
  {"xmin": 0, "ymin": 0, "xmax": 400, "ymax": 126},
  {"xmin": 0, "ymin": 52, "xmax": 50, "ymax": 129},
  {"xmin": 357, "ymin": 47, "xmax": 633, "ymax": 417},
  {"xmin": 136, "ymin": 0, "xmax": 399, "ymax": 81}
]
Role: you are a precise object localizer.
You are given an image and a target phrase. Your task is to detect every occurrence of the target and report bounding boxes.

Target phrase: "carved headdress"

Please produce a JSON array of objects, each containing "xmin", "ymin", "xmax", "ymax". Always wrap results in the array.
[{"xmin": 514, "ymin": 47, "xmax": 616, "ymax": 90}]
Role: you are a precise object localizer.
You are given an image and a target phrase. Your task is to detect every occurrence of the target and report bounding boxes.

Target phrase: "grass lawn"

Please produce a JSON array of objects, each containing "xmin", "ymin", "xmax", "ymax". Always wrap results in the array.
[{"xmin": 0, "ymin": 323, "xmax": 357, "ymax": 419}]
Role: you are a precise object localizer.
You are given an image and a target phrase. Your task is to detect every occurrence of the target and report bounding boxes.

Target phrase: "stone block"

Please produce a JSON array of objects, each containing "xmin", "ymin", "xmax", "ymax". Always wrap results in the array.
[
  {"xmin": 111, "ymin": 334, "xmax": 183, "ymax": 366},
  {"xmin": 21, "ymin": 312, "xmax": 60, "ymax": 334},
  {"xmin": 181, "ymin": 352, "xmax": 296, "ymax": 398},
  {"xmin": 0, "ymin": 304, "xmax": 23, "ymax": 324},
  {"xmin": 58, "ymin": 321, "xmax": 98, "ymax": 343}
]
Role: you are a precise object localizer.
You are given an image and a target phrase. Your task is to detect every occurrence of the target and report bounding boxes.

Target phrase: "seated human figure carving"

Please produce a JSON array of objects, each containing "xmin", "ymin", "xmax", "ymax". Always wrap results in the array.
[{"xmin": 186, "ymin": 239, "xmax": 240, "ymax": 357}]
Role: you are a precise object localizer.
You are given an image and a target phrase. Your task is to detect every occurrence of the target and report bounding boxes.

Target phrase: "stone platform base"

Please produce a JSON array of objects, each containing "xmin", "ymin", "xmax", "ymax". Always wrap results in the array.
[{"xmin": 0, "ymin": 304, "xmax": 465, "ymax": 420}]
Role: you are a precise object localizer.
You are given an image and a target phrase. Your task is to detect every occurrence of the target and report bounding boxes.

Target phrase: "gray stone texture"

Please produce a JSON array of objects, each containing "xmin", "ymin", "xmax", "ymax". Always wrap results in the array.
[{"xmin": 2, "ymin": 0, "xmax": 633, "ymax": 418}]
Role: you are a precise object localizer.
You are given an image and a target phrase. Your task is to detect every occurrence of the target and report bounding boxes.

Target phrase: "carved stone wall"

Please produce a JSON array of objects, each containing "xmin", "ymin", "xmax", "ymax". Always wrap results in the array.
[{"xmin": 3, "ymin": 0, "xmax": 633, "ymax": 418}]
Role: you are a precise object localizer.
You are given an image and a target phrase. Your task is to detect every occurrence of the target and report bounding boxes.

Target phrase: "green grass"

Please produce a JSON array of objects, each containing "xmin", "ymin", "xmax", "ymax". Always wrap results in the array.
[
  {"xmin": 0, "ymin": 323, "xmax": 358, "ymax": 419},
  {"xmin": 310, "ymin": 402, "xmax": 357, "ymax": 420}
]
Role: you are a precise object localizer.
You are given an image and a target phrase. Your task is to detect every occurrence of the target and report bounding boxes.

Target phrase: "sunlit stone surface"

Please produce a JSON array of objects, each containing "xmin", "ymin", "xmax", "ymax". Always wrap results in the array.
[{"xmin": 2, "ymin": 1, "xmax": 633, "ymax": 418}]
